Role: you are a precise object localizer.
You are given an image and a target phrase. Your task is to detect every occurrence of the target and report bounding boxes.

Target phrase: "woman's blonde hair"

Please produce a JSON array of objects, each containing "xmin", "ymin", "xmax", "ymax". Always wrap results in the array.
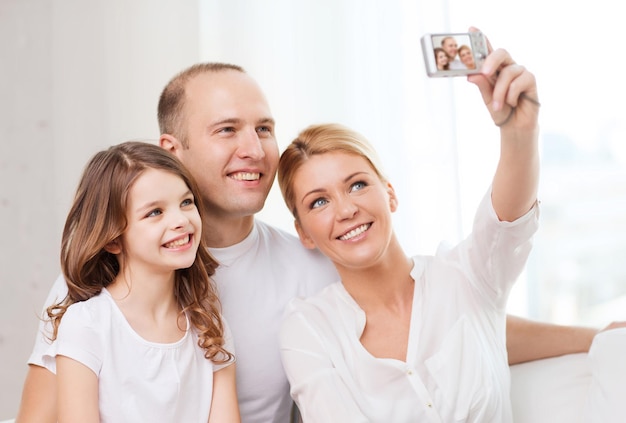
[{"xmin": 47, "ymin": 141, "xmax": 232, "ymax": 363}]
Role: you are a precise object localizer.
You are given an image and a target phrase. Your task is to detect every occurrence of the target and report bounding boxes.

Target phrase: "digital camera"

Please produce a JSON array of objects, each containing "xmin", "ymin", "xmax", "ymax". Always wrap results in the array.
[{"xmin": 421, "ymin": 32, "xmax": 488, "ymax": 77}]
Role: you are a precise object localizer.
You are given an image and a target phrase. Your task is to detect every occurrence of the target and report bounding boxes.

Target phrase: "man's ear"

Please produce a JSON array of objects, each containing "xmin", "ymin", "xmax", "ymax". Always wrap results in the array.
[
  {"xmin": 386, "ymin": 181, "xmax": 399, "ymax": 212},
  {"xmin": 103, "ymin": 239, "xmax": 122, "ymax": 255},
  {"xmin": 160, "ymin": 134, "xmax": 183, "ymax": 158},
  {"xmin": 294, "ymin": 220, "xmax": 317, "ymax": 250}
]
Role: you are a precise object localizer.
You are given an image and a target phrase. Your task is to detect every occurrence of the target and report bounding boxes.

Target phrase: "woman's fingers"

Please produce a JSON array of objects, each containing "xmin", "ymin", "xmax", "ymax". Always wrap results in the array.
[
  {"xmin": 467, "ymin": 46, "xmax": 539, "ymax": 128},
  {"xmin": 492, "ymin": 63, "xmax": 528, "ymax": 109}
]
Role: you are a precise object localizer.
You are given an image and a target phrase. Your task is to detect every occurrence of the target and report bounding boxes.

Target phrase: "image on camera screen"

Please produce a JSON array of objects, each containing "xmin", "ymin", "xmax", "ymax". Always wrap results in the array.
[{"xmin": 431, "ymin": 34, "xmax": 477, "ymax": 72}]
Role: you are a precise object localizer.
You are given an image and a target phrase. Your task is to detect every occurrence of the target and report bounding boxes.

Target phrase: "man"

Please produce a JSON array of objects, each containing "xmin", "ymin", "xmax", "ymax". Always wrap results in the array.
[
  {"xmin": 441, "ymin": 36, "xmax": 466, "ymax": 70},
  {"xmin": 16, "ymin": 62, "xmax": 601, "ymax": 423}
]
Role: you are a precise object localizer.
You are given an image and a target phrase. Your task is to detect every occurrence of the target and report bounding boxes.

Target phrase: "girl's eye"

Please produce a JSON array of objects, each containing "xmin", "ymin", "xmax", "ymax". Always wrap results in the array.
[
  {"xmin": 181, "ymin": 198, "xmax": 194, "ymax": 207},
  {"xmin": 310, "ymin": 198, "xmax": 328, "ymax": 209},
  {"xmin": 350, "ymin": 181, "xmax": 367, "ymax": 192},
  {"xmin": 147, "ymin": 209, "xmax": 162, "ymax": 218}
]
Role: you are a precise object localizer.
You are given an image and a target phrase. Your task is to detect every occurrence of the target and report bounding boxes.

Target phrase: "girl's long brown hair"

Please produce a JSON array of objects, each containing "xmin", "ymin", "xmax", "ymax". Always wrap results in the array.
[{"xmin": 47, "ymin": 141, "xmax": 232, "ymax": 363}]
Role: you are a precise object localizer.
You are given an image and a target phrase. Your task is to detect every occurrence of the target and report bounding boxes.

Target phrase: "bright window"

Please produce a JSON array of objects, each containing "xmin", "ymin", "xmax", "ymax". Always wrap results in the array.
[{"xmin": 200, "ymin": 0, "xmax": 626, "ymax": 327}]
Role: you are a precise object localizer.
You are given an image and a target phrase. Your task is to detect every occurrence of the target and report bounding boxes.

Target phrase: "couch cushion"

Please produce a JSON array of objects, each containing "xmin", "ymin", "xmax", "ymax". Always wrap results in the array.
[
  {"xmin": 583, "ymin": 328, "xmax": 626, "ymax": 422},
  {"xmin": 510, "ymin": 352, "xmax": 590, "ymax": 423}
]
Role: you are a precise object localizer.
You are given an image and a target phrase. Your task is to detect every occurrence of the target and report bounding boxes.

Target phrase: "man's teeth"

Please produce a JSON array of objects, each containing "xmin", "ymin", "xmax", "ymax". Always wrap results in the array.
[
  {"xmin": 231, "ymin": 172, "xmax": 260, "ymax": 181},
  {"xmin": 164, "ymin": 235, "xmax": 189, "ymax": 248},
  {"xmin": 339, "ymin": 224, "xmax": 370, "ymax": 241}
]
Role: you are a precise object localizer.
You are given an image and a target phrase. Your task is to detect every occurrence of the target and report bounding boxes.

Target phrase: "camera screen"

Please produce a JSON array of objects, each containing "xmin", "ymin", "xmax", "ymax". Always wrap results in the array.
[{"xmin": 430, "ymin": 34, "xmax": 477, "ymax": 72}]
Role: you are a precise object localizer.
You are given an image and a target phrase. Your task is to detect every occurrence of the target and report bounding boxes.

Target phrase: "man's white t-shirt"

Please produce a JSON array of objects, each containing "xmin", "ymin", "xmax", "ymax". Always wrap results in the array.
[
  {"xmin": 448, "ymin": 58, "xmax": 467, "ymax": 70},
  {"xmin": 42, "ymin": 288, "xmax": 234, "ymax": 423},
  {"xmin": 29, "ymin": 220, "xmax": 338, "ymax": 423}
]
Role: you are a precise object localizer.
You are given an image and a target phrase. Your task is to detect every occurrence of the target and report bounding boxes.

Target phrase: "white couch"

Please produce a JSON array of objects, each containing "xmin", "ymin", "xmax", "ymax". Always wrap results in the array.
[
  {"xmin": 510, "ymin": 353, "xmax": 590, "ymax": 423},
  {"xmin": 511, "ymin": 327, "xmax": 626, "ymax": 423}
]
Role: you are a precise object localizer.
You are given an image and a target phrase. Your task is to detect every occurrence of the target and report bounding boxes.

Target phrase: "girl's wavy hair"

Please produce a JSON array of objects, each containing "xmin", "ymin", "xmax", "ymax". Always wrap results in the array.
[{"xmin": 47, "ymin": 141, "xmax": 232, "ymax": 363}]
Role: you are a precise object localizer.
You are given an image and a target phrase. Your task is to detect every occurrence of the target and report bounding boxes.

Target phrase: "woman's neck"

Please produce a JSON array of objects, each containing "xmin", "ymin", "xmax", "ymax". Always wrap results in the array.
[{"xmin": 338, "ymin": 238, "xmax": 414, "ymax": 310}]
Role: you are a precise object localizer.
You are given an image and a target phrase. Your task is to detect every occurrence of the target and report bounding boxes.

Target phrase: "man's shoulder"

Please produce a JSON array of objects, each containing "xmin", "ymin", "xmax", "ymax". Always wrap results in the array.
[
  {"xmin": 254, "ymin": 220, "xmax": 300, "ymax": 243},
  {"xmin": 255, "ymin": 220, "xmax": 330, "ymax": 260},
  {"xmin": 255, "ymin": 220, "xmax": 315, "ymax": 254}
]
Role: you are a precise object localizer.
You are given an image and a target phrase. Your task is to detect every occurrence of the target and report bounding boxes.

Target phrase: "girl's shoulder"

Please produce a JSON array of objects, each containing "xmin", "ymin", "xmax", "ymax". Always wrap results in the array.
[{"xmin": 62, "ymin": 289, "xmax": 115, "ymax": 327}]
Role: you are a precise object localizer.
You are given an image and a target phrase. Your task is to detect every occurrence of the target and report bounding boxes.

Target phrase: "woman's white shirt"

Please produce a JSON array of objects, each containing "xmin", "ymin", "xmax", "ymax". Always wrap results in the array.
[{"xmin": 279, "ymin": 190, "xmax": 540, "ymax": 423}]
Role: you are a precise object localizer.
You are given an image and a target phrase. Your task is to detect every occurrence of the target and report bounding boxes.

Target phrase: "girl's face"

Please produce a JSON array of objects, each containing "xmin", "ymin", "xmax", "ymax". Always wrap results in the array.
[
  {"xmin": 291, "ymin": 151, "xmax": 397, "ymax": 271},
  {"xmin": 118, "ymin": 168, "xmax": 202, "ymax": 275},
  {"xmin": 436, "ymin": 51, "xmax": 449, "ymax": 69}
]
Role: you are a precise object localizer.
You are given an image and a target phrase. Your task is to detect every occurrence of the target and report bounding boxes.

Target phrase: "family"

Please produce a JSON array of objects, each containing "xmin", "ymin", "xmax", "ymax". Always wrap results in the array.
[
  {"xmin": 14, "ymin": 30, "xmax": 625, "ymax": 423},
  {"xmin": 434, "ymin": 35, "xmax": 476, "ymax": 71}
]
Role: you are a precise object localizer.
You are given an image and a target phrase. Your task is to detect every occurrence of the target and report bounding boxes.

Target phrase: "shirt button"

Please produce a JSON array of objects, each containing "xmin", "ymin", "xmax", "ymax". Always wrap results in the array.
[
  {"xmin": 407, "ymin": 369, "xmax": 413, "ymax": 375},
  {"xmin": 426, "ymin": 402, "xmax": 433, "ymax": 408}
]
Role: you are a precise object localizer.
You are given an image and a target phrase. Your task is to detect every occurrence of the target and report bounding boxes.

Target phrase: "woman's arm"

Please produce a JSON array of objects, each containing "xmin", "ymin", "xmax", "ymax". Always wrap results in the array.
[
  {"xmin": 57, "ymin": 356, "xmax": 99, "ymax": 423},
  {"xmin": 208, "ymin": 363, "xmax": 240, "ymax": 423},
  {"xmin": 467, "ymin": 30, "xmax": 541, "ymax": 222}
]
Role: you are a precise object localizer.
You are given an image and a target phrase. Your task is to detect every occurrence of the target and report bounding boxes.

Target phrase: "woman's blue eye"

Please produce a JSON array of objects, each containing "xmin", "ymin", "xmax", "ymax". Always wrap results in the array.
[
  {"xmin": 311, "ymin": 198, "xmax": 328, "ymax": 209},
  {"xmin": 181, "ymin": 198, "xmax": 194, "ymax": 207},
  {"xmin": 351, "ymin": 181, "xmax": 367, "ymax": 192}
]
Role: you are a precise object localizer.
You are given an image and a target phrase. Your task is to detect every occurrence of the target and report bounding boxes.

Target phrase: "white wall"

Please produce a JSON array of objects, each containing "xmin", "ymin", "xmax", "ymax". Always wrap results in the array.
[{"xmin": 0, "ymin": 0, "xmax": 200, "ymax": 418}]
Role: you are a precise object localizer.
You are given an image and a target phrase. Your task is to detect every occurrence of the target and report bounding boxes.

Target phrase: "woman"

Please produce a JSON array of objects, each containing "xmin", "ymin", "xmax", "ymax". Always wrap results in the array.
[
  {"xmin": 459, "ymin": 44, "xmax": 476, "ymax": 69},
  {"xmin": 277, "ymin": 35, "xmax": 541, "ymax": 422}
]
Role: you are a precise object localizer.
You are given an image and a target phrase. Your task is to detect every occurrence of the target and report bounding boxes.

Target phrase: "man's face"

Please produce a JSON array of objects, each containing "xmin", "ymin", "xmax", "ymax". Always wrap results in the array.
[
  {"xmin": 442, "ymin": 38, "xmax": 458, "ymax": 59},
  {"xmin": 172, "ymin": 71, "xmax": 279, "ymax": 221}
]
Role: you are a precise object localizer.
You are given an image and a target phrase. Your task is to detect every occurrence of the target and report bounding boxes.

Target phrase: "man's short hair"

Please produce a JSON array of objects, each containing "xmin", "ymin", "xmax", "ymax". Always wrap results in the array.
[{"xmin": 157, "ymin": 63, "xmax": 245, "ymax": 147}]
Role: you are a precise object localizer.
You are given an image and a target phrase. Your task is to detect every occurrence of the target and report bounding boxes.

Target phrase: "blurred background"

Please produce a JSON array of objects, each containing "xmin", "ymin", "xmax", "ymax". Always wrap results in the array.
[{"xmin": 1, "ymin": 0, "xmax": 625, "ymax": 418}]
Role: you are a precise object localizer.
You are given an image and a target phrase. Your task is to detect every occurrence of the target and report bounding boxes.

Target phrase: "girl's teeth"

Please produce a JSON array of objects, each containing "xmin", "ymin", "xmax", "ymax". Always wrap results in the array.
[{"xmin": 165, "ymin": 235, "xmax": 189, "ymax": 248}]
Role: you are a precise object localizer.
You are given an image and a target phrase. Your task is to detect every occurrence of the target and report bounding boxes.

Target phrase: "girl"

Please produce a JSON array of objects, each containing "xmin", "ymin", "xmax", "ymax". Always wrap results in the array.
[
  {"xmin": 277, "ymin": 36, "xmax": 541, "ymax": 422},
  {"xmin": 44, "ymin": 141, "xmax": 240, "ymax": 422},
  {"xmin": 434, "ymin": 47, "xmax": 450, "ymax": 70}
]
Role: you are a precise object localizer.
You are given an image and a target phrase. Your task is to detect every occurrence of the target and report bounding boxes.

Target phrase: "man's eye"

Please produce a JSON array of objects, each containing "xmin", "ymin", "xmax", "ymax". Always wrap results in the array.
[
  {"xmin": 257, "ymin": 126, "xmax": 273, "ymax": 136},
  {"xmin": 218, "ymin": 127, "xmax": 235, "ymax": 133}
]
